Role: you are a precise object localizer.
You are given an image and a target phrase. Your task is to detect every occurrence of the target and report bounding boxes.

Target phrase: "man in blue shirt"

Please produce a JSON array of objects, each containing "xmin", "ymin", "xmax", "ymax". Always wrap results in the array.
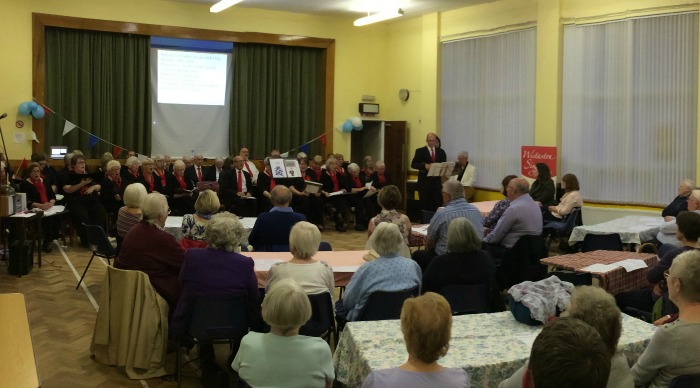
[
  {"xmin": 248, "ymin": 185, "xmax": 306, "ymax": 251},
  {"xmin": 412, "ymin": 179, "xmax": 484, "ymax": 271}
]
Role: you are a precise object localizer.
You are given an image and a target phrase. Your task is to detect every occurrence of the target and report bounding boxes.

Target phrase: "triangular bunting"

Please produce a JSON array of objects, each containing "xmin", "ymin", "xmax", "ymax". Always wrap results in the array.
[
  {"xmin": 299, "ymin": 144, "xmax": 310, "ymax": 155},
  {"xmin": 319, "ymin": 133, "xmax": 327, "ymax": 146},
  {"xmin": 88, "ymin": 134, "xmax": 99, "ymax": 149},
  {"xmin": 63, "ymin": 120, "xmax": 76, "ymax": 136},
  {"xmin": 113, "ymin": 145, "xmax": 124, "ymax": 158},
  {"xmin": 40, "ymin": 103, "xmax": 54, "ymax": 114},
  {"xmin": 31, "ymin": 131, "xmax": 39, "ymax": 143}
]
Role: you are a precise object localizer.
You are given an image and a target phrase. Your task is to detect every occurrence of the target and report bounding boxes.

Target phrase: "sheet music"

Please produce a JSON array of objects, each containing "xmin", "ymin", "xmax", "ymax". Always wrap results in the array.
[
  {"xmin": 614, "ymin": 259, "xmax": 648, "ymax": 272},
  {"xmin": 44, "ymin": 205, "xmax": 65, "ymax": 216}
]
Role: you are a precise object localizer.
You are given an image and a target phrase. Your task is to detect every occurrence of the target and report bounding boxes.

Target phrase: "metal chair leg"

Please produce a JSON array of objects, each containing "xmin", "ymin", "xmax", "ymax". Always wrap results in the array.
[{"xmin": 76, "ymin": 252, "xmax": 96, "ymax": 290}]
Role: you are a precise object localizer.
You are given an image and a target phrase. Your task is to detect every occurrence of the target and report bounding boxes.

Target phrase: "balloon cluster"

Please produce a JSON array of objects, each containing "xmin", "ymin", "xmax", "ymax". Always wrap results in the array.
[
  {"xmin": 340, "ymin": 117, "xmax": 363, "ymax": 133},
  {"xmin": 18, "ymin": 101, "xmax": 45, "ymax": 119}
]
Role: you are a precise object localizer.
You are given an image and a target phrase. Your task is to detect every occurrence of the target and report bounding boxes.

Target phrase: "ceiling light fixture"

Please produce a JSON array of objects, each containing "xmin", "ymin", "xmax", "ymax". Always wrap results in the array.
[
  {"xmin": 353, "ymin": 8, "xmax": 404, "ymax": 27},
  {"xmin": 210, "ymin": 0, "xmax": 244, "ymax": 13}
]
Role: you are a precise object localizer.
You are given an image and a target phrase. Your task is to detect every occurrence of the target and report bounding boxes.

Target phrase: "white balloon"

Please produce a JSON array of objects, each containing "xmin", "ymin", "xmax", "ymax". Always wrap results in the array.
[{"xmin": 350, "ymin": 117, "xmax": 363, "ymax": 128}]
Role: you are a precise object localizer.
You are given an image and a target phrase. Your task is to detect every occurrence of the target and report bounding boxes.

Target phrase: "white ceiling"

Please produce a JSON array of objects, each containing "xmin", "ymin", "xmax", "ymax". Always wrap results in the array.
[{"xmin": 171, "ymin": 0, "xmax": 493, "ymax": 19}]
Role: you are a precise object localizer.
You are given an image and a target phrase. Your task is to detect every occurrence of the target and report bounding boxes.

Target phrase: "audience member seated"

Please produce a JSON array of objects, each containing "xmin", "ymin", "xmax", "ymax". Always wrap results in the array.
[
  {"xmin": 20, "ymin": 162, "xmax": 59, "ymax": 253},
  {"xmin": 171, "ymin": 213, "xmax": 260, "ymax": 385},
  {"xmin": 657, "ymin": 189, "xmax": 700, "ymax": 256},
  {"xmin": 368, "ymin": 185, "xmax": 412, "ymax": 246},
  {"xmin": 116, "ymin": 183, "xmax": 147, "ymax": 253},
  {"xmin": 340, "ymin": 223, "xmax": 422, "ymax": 322},
  {"xmin": 369, "ymin": 160, "xmax": 392, "ymax": 191},
  {"xmin": 100, "ymin": 160, "xmax": 124, "ymax": 215},
  {"xmin": 412, "ymin": 180, "xmax": 484, "ymax": 272},
  {"xmin": 121, "ymin": 156, "xmax": 140, "ymax": 187},
  {"xmin": 360, "ymin": 155, "xmax": 374, "ymax": 180},
  {"xmin": 543, "ymin": 173, "xmax": 583, "ymax": 222},
  {"xmin": 616, "ymin": 211, "xmax": 700, "ymax": 317},
  {"xmin": 484, "ymin": 175, "xmax": 518, "ymax": 231},
  {"xmin": 181, "ymin": 189, "xmax": 220, "ymax": 244},
  {"xmin": 249, "ymin": 186, "xmax": 306, "ymax": 251},
  {"xmin": 115, "ymin": 193, "xmax": 185, "ymax": 309},
  {"xmin": 524, "ymin": 318, "xmax": 612, "ymax": 388},
  {"xmin": 62, "ymin": 154, "xmax": 107, "ymax": 247},
  {"xmin": 266, "ymin": 221, "xmax": 334, "ymax": 296},
  {"xmin": 290, "ymin": 157, "xmax": 324, "ymax": 229},
  {"xmin": 218, "ymin": 155, "xmax": 255, "ymax": 216},
  {"xmin": 168, "ymin": 160, "xmax": 196, "ymax": 216},
  {"xmin": 422, "ymin": 218, "xmax": 496, "ymax": 296},
  {"xmin": 137, "ymin": 158, "xmax": 162, "ymax": 194},
  {"xmin": 529, "ymin": 163, "xmax": 555, "ymax": 209},
  {"xmin": 345, "ymin": 163, "xmax": 377, "ymax": 231},
  {"xmin": 451, "ymin": 150, "xmax": 476, "ymax": 201},
  {"xmin": 256, "ymin": 157, "xmax": 278, "ymax": 214},
  {"xmin": 362, "ymin": 293, "xmax": 469, "ymax": 388},
  {"xmin": 500, "ymin": 286, "xmax": 632, "ymax": 388},
  {"xmin": 483, "ymin": 178, "xmax": 543, "ymax": 263},
  {"xmin": 320, "ymin": 156, "xmax": 349, "ymax": 232},
  {"xmin": 239, "ymin": 147, "xmax": 259, "ymax": 183},
  {"xmin": 630, "ymin": 250, "xmax": 700, "ymax": 387},
  {"xmin": 232, "ymin": 279, "xmax": 335, "ymax": 387},
  {"xmin": 662, "ymin": 179, "xmax": 694, "ymax": 218}
]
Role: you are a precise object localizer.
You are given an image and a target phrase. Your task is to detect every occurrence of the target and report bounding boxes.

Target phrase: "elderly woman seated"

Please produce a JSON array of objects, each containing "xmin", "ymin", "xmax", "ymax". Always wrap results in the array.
[
  {"xmin": 167, "ymin": 159, "xmax": 196, "ymax": 215},
  {"xmin": 499, "ymin": 285, "xmax": 632, "ymax": 388},
  {"xmin": 266, "ymin": 221, "xmax": 334, "ymax": 296},
  {"xmin": 368, "ymin": 185, "xmax": 412, "ymax": 246},
  {"xmin": 171, "ymin": 213, "xmax": 260, "ymax": 384},
  {"xmin": 115, "ymin": 192, "xmax": 185, "ymax": 309},
  {"xmin": 341, "ymin": 223, "xmax": 422, "ymax": 321},
  {"xmin": 20, "ymin": 162, "xmax": 59, "ymax": 253},
  {"xmin": 663, "ymin": 179, "xmax": 694, "ymax": 218},
  {"xmin": 344, "ymin": 162, "xmax": 378, "ymax": 231},
  {"xmin": 422, "ymin": 217, "xmax": 497, "ymax": 301},
  {"xmin": 320, "ymin": 156, "xmax": 349, "ymax": 232},
  {"xmin": 657, "ymin": 189, "xmax": 700, "ymax": 257},
  {"xmin": 137, "ymin": 158, "xmax": 162, "ymax": 194},
  {"xmin": 629, "ymin": 250, "xmax": 700, "ymax": 387},
  {"xmin": 121, "ymin": 156, "xmax": 141, "ymax": 187},
  {"xmin": 115, "ymin": 183, "xmax": 147, "ymax": 252},
  {"xmin": 232, "ymin": 278, "xmax": 335, "ymax": 387},
  {"xmin": 543, "ymin": 173, "xmax": 583, "ymax": 223},
  {"xmin": 100, "ymin": 160, "xmax": 124, "ymax": 215},
  {"xmin": 181, "ymin": 189, "xmax": 220, "ymax": 246},
  {"xmin": 362, "ymin": 293, "xmax": 469, "ymax": 387}
]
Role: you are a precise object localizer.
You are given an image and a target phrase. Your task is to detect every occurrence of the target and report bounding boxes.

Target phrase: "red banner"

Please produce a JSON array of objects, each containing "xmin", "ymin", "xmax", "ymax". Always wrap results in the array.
[{"xmin": 521, "ymin": 146, "xmax": 557, "ymax": 179}]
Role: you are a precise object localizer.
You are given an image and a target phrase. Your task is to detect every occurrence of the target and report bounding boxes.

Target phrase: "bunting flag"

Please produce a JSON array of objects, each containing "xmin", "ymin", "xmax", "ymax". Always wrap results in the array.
[
  {"xmin": 13, "ymin": 158, "xmax": 28, "ymax": 180},
  {"xmin": 319, "ymin": 133, "xmax": 327, "ymax": 146},
  {"xmin": 299, "ymin": 144, "xmax": 310, "ymax": 155},
  {"xmin": 30, "ymin": 131, "xmax": 39, "ymax": 143},
  {"xmin": 40, "ymin": 103, "xmax": 54, "ymax": 114},
  {"xmin": 63, "ymin": 120, "xmax": 76, "ymax": 136},
  {"xmin": 88, "ymin": 134, "xmax": 99, "ymax": 149},
  {"xmin": 113, "ymin": 145, "xmax": 124, "ymax": 157}
]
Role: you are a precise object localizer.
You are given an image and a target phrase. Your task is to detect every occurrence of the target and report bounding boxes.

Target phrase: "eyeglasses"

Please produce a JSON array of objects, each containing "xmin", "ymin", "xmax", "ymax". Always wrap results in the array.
[{"xmin": 167, "ymin": 208, "xmax": 172, "ymax": 215}]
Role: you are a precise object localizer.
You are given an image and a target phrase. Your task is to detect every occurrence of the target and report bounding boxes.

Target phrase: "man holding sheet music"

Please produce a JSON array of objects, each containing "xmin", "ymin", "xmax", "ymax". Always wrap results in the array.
[{"xmin": 411, "ymin": 132, "xmax": 447, "ymax": 212}]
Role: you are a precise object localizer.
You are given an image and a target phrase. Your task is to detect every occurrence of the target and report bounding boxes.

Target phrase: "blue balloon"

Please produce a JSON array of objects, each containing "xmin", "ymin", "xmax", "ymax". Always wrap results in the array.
[
  {"xmin": 28, "ymin": 102, "xmax": 38, "ymax": 110},
  {"xmin": 342, "ymin": 120, "xmax": 353, "ymax": 132},
  {"xmin": 31, "ymin": 106, "xmax": 45, "ymax": 119},
  {"xmin": 18, "ymin": 102, "xmax": 32, "ymax": 115}
]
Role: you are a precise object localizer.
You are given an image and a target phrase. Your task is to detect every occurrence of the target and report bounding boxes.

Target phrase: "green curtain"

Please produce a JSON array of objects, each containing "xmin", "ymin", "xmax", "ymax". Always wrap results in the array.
[
  {"xmin": 229, "ymin": 43, "xmax": 325, "ymax": 159},
  {"xmin": 44, "ymin": 27, "xmax": 151, "ymax": 158}
]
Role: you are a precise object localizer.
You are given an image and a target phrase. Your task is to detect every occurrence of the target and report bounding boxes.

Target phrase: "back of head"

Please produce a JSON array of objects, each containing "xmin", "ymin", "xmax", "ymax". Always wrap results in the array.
[
  {"xmin": 270, "ymin": 185, "xmax": 292, "ymax": 207},
  {"xmin": 195, "ymin": 189, "xmax": 221, "ymax": 214},
  {"xmin": 677, "ymin": 211, "xmax": 700, "ymax": 242},
  {"xmin": 566, "ymin": 286, "xmax": 622, "ymax": 355},
  {"xmin": 671, "ymin": 249, "xmax": 700, "ymax": 303},
  {"xmin": 205, "ymin": 212, "xmax": 245, "ymax": 252},
  {"xmin": 446, "ymin": 217, "xmax": 482, "ymax": 253},
  {"xmin": 377, "ymin": 185, "xmax": 401, "ymax": 210},
  {"xmin": 369, "ymin": 222, "xmax": 404, "ymax": 257},
  {"xmin": 501, "ymin": 174, "xmax": 518, "ymax": 194},
  {"xmin": 442, "ymin": 179, "xmax": 464, "ymax": 200},
  {"xmin": 142, "ymin": 193, "xmax": 168, "ymax": 223},
  {"xmin": 347, "ymin": 163, "xmax": 359, "ymax": 173},
  {"xmin": 262, "ymin": 278, "xmax": 312, "ymax": 332},
  {"xmin": 123, "ymin": 183, "xmax": 147, "ymax": 208},
  {"xmin": 536, "ymin": 163, "xmax": 551, "ymax": 181},
  {"xmin": 528, "ymin": 317, "xmax": 611, "ymax": 388},
  {"xmin": 289, "ymin": 221, "xmax": 321, "ymax": 260},
  {"xmin": 513, "ymin": 178, "xmax": 530, "ymax": 195},
  {"xmin": 401, "ymin": 292, "xmax": 452, "ymax": 364},
  {"xmin": 561, "ymin": 173, "xmax": 580, "ymax": 191}
]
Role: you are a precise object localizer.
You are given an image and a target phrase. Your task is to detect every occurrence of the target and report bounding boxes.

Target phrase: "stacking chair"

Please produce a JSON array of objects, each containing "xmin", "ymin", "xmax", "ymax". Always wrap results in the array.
[
  {"xmin": 356, "ymin": 287, "xmax": 419, "ymax": 321},
  {"xmin": 318, "ymin": 241, "xmax": 333, "ymax": 251},
  {"xmin": 176, "ymin": 294, "xmax": 251, "ymax": 388},
  {"xmin": 550, "ymin": 270, "xmax": 593, "ymax": 286},
  {"xmin": 581, "ymin": 233, "xmax": 624, "ymax": 252},
  {"xmin": 299, "ymin": 292, "xmax": 336, "ymax": 346},
  {"xmin": 421, "ymin": 210, "xmax": 436, "ymax": 224},
  {"xmin": 669, "ymin": 374, "xmax": 700, "ymax": 388},
  {"xmin": 440, "ymin": 283, "xmax": 490, "ymax": 315},
  {"xmin": 542, "ymin": 207, "xmax": 582, "ymax": 252},
  {"xmin": 497, "ymin": 235, "xmax": 548, "ymax": 290},
  {"xmin": 76, "ymin": 223, "xmax": 116, "ymax": 289}
]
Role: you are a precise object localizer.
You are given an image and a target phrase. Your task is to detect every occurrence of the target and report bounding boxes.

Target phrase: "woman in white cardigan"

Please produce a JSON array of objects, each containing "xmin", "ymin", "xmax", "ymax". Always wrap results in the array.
[{"xmin": 543, "ymin": 173, "xmax": 583, "ymax": 222}]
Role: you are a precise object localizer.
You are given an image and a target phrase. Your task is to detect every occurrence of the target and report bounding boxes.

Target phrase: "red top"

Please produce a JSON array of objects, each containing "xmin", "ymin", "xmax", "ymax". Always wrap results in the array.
[
  {"xmin": 352, "ymin": 176, "xmax": 362, "ymax": 188},
  {"xmin": 175, "ymin": 175, "xmax": 186, "ymax": 190},
  {"xmin": 329, "ymin": 172, "xmax": 339, "ymax": 192},
  {"xmin": 31, "ymin": 178, "xmax": 48, "ymax": 204},
  {"xmin": 143, "ymin": 174, "xmax": 154, "ymax": 192}
]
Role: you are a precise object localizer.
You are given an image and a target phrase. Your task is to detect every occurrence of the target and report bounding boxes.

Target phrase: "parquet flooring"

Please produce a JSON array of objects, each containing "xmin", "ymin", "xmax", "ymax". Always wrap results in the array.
[{"xmin": 0, "ymin": 227, "xmax": 370, "ymax": 388}]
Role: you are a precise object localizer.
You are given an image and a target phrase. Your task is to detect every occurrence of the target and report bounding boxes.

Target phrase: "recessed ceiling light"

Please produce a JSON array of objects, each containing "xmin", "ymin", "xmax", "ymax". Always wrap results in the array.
[{"xmin": 354, "ymin": 8, "xmax": 404, "ymax": 27}]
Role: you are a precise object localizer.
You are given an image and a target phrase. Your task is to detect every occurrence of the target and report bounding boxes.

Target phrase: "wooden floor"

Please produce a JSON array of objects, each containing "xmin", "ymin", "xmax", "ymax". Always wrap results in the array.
[{"xmin": 0, "ymin": 227, "xmax": 370, "ymax": 388}]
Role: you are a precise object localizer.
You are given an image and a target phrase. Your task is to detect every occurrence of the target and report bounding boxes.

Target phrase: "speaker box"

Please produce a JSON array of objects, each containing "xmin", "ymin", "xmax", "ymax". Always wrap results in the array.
[{"xmin": 8, "ymin": 240, "xmax": 33, "ymax": 276}]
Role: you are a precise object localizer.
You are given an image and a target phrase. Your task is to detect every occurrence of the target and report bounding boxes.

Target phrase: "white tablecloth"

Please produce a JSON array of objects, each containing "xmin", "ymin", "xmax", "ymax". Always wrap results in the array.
[
  {"xmin": 569, "ymin": 215, "xmax": 664, "ymax": 245},
  {"xmin": 164, "ymin": 215, "xmax": 256, "ymax": 243}
]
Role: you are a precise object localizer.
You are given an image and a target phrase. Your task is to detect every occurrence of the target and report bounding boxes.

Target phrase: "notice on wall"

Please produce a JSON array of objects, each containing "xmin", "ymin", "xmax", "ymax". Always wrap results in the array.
[{"xmin": 521, "ymin": 146, "xmax": 557, "ymax": 179}]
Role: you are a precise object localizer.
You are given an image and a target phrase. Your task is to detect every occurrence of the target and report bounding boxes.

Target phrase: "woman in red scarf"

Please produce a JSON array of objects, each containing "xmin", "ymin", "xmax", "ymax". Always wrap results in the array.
[
  {"xmin": 290, "ymin": 158, "xmax": 324, "ymax": 230},
  {"xmin": 137, "ymin": 158, "xmax": 162, "ymax": 194},
  {"xmin": 20, "ymin": 162, "xmax": 58, "ymax": 252},
  {"xmin": 121, "ymin": 156, "xmax": 141, "ymax": 187},
  {"xmin": 256, "ymin": 157, "xmax": 278, "ymax": 214},
  {"xmin": 320, "ymin": 157, "xmax": 349, "ymax": 232},
  {"xmin": 168, "ymin": 160, "xmax": 196, "ymax": 215},
  {"xmin": 100, "ymin": 160, "xmax": 124, "ymax": 215}
]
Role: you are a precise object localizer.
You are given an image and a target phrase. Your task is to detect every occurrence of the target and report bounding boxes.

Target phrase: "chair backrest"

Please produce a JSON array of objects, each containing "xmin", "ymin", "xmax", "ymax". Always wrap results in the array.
[
  {"xmin": 318, "ymin": 241, "xmax": 333, "ymax": 251},
  {"xmin": 581, "ymin": 233, "xmax": 623, "ymax": 252},
  {"xmin": 550, "ymin": 271, "xmax": 593, "ymax": 286},
  {"xmin": 299, "ymin": 293, "xmax": 334, "ymax": 338},
  {"xmin": 440, "ymin": 283, "xmax": 490, "ymax": 315},
  {"xmin": 669, "ymin": 374, "xmax": 700, "ymax": 388},
  {"xmin": 83, "ymin": 223, "xmax": 116, "ymax": 258},
  {"xmin": 561, "ymin": 207, "xmax": 583, "ymax": 231},
  {"xmin": 421, "ymin": 210, "xmax": 436, "ymax": 224},
  {"xmin": 189, "ymin": 294, "xmax": 250, "ymax": 342},
  {"xmin": 498, "ymin": 235, "xmax": 548, "ymax": 289},
  {"xmin": 357, "ymin": 287, "xmax": 419, "ymax": 321}
]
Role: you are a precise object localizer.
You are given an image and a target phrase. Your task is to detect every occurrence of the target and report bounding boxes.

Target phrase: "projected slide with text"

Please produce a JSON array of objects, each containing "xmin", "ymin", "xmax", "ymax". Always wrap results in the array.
[{"xmin": 157, "ymin": 50, "xmax": 227, "ymax": 106}]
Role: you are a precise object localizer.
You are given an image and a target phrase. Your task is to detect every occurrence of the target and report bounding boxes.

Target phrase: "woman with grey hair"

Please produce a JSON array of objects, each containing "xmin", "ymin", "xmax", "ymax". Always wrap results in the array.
[
  {"xmin": 662, "ymin": 179, "xmax": 695, "ymax": 218},
  {"xmin": 100, "ymin": 159, "xmax": 124, "ymax": 215},
  {"xmin": 115, "ymin": 193, "xmax": 185, "ymax": 308},
  {"xmin": 233, "ymin": 279, "xmax": 334, "ymax": 387},
  {"xmin": 345, "ymin": 162, "xmax": 377, "ymax": 231},
  {"xmin": 341, "ymin": 223, "xmax": 422, "ymax": 321},
  {"xmin": 137, "ymin": 157, "xmax": 162, "ymax": 193},
  {"xmin": 422, "ymin": 217, "xmax": 496, "ymax": 295},
  {"xmin": 500, "ymin": 285, "xmax": 632, "ymax": 388},
  {"xmin": 266, "ymin": 221, "xmax": 334, "ymax": 296},
  {"xmin": 171, "ymin": 213, "xmax": 260, "ymax": 383},
  {"xmin": 630, "ymin": 250, "xmax": 700, "ymax": 387},
  {"xmin": 121, "ymin": 156, "xmax": 141, "ymax": 187},
  {"xmin": 115, "ymin": 182, "xmax": 147, "ymax": 252}
]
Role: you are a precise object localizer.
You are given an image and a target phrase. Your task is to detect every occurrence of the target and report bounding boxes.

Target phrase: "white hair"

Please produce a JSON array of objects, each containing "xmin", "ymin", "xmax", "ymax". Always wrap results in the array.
[
  {"xmin": 126, "ymin": 156, "xmax": 139, "ymax": 168},
  {"xmin": 142, "ymin": 193, "xmax": 168, "ymax": 224},
  {"xmin": 347, "ymin": 163, "xmax": 360, "ymax": 173},
  {"xmin": 205, "ymin": 212, "xmax": 245, "ymax": 252},
  {"xmin": 123, "ymin": 183, "xmax": 147, "ymax": 208},
  {"xmin": 370, "ymin": 222, "xmax": 404, "ymax": 257},
  {"xmin": 289, "ymin": 221, "xmax": 321, "ymax": 260}
]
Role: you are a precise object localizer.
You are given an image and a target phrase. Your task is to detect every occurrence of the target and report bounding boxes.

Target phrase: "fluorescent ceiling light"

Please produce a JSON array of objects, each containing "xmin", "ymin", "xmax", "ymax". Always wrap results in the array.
[
  {"xmin": 210, "ymin": 0, "xmax": 244, "ymax": 13},
  {"xmin": 354, "ymin": 8, "xmax": 404, "ymax": 26}
]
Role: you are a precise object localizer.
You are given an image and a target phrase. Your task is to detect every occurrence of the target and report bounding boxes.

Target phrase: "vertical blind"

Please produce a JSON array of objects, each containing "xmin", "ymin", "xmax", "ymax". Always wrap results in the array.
[
  {"xmin": 562, "ymin": 13, "xmax": 698, "ymax": 205},
  {"xmin": 441, "ymin": 28, "xmax": 537, "ymax": 189}
]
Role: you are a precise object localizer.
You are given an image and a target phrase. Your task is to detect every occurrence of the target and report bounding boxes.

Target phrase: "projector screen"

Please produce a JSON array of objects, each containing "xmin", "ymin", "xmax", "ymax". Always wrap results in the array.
[
  {"xmin": 157, "ymin": 50, "xmax": 228, "ymax": 106},
  {"xmin": 150, "ymin": 41, "xmax": 232, "ymax": 158}
]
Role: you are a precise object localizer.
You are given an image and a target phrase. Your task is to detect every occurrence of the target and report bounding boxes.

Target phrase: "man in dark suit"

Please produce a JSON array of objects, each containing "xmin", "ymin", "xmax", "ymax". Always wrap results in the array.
[
  {"xmin": 411, "ymin": 132, "xmax": 446, "ymax": 212},
  {"xmin": 203, "ymin": 157, "xmax": 223, "ymax": 182},
  {"xmin": 219, "ymin": 156, "xmax": 256, "ymax": 216},
  {"xmin": 184, "ymin": 153, "xmax": 205, "ymax": 186}
]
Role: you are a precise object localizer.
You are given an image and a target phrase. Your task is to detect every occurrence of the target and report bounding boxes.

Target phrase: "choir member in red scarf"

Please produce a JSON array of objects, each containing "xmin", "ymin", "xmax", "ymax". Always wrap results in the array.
[
  {"xmin": 153, "ymin": 155, "xmax": 172, "ymax": 192},
  {"xmin": 121, "ymin": 156, "xmax": 141, "ymax": 187},
  {"xmin": 137, "ymin": 158, "xmax": 163, "ymax": 194},
  {"xmin": 309, "ymin": 156, "xmax": 324, "ymax": 182},
  {"xmin": 334, "ymin": 153, "xmax": 348, "ymax": 176},
  {"xmin": 360, "ymin": 155, "xmax": 374, "ymax": 180},
  {"xmin": 344, "ymin": 163, "xmax": 378, "ymax": 231},
  {"xmin": 256, "ymin": 157, "xmax": 278, "ymax": 214},
  {"xmin": 62, "ymin": 154, "xmax": 107, "ymax": 248},
  {"xmin": 369, "ymin": 160, "xmax": 392, "ymax": 190},
  {"xmin": 168, "ymin": 160, "xmax": 196, "ymax": 215},
  {"xmin": 290, "ymin": 158, "xmax": 324, "ymax": 230},
  {"xmin": 20, "ymin": 162, "xmax": 59, "ymax": 252},
  {"xmin": 320, "ymin": 157, "xmax": 349, "ymax": 232},
  {"xmin": 100, "ymin": 160, "xmax": 124, "ymax": 215}
]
